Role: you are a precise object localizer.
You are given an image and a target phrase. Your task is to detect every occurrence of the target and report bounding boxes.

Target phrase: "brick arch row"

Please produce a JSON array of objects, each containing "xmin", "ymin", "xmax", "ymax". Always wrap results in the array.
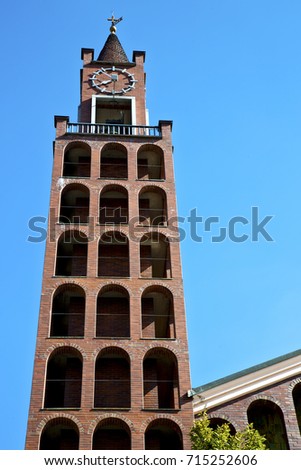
[
  {"xmin": 58, "ymin": 182, "xmax": 168, "ymax": 227},
  {"xmin": 50, "ymin": 283, "xmax": 175, "ymax": 339},
  {"xmin": 55, "ymin": 229, "xmax": 172, "ymax": 279},
  {"xmin": 62, "ymin": 142, "xmax": 165, "ymax": 181},
  {"xmin": 39, "ymin": 415, "xmax": 183, "ymax": 450},
  {"xmin": 43, "ymin": 345, "xmax": 180, "ymax": 417}
]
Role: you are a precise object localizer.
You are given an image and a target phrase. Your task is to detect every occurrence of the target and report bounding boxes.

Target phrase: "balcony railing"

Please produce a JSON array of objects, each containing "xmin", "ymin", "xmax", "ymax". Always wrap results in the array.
[{"xmin": 67, "ymin": 122, "xmax": 161, "ymax": 137}]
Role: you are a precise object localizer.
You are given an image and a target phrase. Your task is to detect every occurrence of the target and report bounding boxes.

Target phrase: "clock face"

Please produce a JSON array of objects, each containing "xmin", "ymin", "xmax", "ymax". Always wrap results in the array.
[{"xmin": 90, "ymin": 66, "xmax": 137, "ymax": 94}]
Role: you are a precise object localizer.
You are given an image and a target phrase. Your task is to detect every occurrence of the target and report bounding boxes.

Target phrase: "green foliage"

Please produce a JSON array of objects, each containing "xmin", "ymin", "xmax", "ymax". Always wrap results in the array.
[{"xmin": 190, "ymin": 411, "xmax": 267, "ymax": 450}]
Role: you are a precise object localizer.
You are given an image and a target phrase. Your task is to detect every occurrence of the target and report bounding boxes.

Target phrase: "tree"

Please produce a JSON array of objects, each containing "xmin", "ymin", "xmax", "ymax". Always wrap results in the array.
[{"xmin": 190, "ymin": 411, "xmax": 267, "ymax": 450}]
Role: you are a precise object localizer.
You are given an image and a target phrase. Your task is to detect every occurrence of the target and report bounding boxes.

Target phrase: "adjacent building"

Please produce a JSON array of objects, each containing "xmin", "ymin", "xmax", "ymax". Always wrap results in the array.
[{"xmin": 193, "ymin": 349, "xmax": 301, "ymax": 449}]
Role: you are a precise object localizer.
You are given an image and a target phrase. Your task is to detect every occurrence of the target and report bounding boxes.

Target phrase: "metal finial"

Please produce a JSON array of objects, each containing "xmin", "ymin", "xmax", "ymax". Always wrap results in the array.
[{"xmin": 107, "ymin": 14, "xmax": 123, "ymax": 33}]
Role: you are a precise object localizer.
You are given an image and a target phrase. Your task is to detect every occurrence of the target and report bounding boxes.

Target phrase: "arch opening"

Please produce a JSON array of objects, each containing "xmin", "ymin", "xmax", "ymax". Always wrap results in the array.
[
  {"xmin": 93, "ymin": 418, "xmax": 131, "ymax": 450},
  {"xmin": 98, "ymin": 232, "xmax": 129, "ymax": 277},
  {"xmin": 63, "ymin": 143, "xmax": 91, "ymax": 178},
  {"xmin": 139, "ymin": 187, "xmax": 167, "ymax": 226},
  {"xmin": 55, "ymin": 231, "xmax": 88, "ymax": 277},
  {"xmin": 59, "ymin": 184, "xmax": 89, "ymax": 224},
  {"xmin": 209, "ymin": 417, "xmax": 236, "ymax": 435},
  {"xmin": 141, "ymin": 287, "xmax": 175, "ymax": 339},
  {"xmin": 44, "ymin": 347, "xmax": 83, "ymax": 409},
  {"xmin": 143, "ymin": 348, "xmax": 179, "ymax": 410},
  {"xmin": 140, "ymin": 233, "xmax": 171, "ymax": 279},
  {"xmin": 247, "ymin": 399, "xmax": 289, "ymax": 449},
  {"xmin": 40, "ymin": 418, "xmax": 79, "ymax": 450},
  {"xmin": 94, "ymin": 348, "xmax": 130, "ymax": 409},
  {"xmin": 137, "ymin": 145, "xmax": 165, "ymax": 180},
  {"xmin": 99, "ymin": 186, "xmax": 128, "ymax": 225},
  {"xmin": 145, "ymin": 419, "xmax": 183, "ymax": 450},
  {"xmin": 96, "ymin": 286, "xmax": 130, "ymax": 338},
  {"xmin": 50, "ymin": 284, "xmax": 85, "ymax": 337},
  {"xmin": 100, "ymin": 144, "xmax": 128, "ymax": 179}
]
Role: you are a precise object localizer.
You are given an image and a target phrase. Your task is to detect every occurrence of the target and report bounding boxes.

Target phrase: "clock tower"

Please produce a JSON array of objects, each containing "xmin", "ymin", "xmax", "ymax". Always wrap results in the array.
[{"xmin": 25, "ymin": 17, "xmax": 193, "ymax": 450}]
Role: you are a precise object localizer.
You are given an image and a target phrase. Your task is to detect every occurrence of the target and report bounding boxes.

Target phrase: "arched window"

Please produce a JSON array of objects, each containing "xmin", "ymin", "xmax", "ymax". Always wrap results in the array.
[
  {"xmin": 100, "ymin": 143, "xmax": 127, "ymax": 179},
  {"xmin": 209, "ymin": 417, "xmax": 236, "ymax": 435},
  {"xmin": 139, "ymin": 187, "xmax": 167, "ymax": 226},
  {"xmin": 63, "ymin": 143, "xmax": 91, "ymax": 178},
  {"xmin": 247, "ymin": 399, "xmax": 289, "ymax": 449},
  {"xmin": 96, "ymin": 285, "xmax": 130, "ymax": 337},
  {"xmin": 99, "ymin": 185, "xmax": 128, "ymax": 225},
  {"xmin": 93, "ymin": 418, "xmax": 131, "ymax": 450},
  {"xmin": 50, "ymin": 284, "xmax": 85, "ymax": 337},
  {"xmin": 98, "ymin": 231, "xmax": 129, "ymax": 277},
  {"xmin": 292, "ymin": 383, "xmax": 301, "ymax": 435},
  {"xmin": 59, "ymin": 184, "xmax": 89, "ymax": 224},
  {"xmin": 40, "ymin": 418, "xmax": 79, "ymax": 450},
  {"xmin": 145, "ymin": 419, "xmax": 183, "ymax": 450},
  {"xmin": 94, "ymin": 347, "xmax": 130, "ymax": 408},
  {"xmin": 141, "ymin": 286, "xmax": 175, "ymax": 338},
  {"xmin": 140, "ymin": 233, "xmax": 171, "ymax": 278},
  {"xmin": 137, "ymin": 145, "xmax": 165, "ymax": 180},
  {"xmin": 143, "ymin": 348, "xmax": 179, "ymax": 410},
  {"xmin": 55, "ymin": 231, "xmax": 88, "ymax": 276},
  {"xmin": 44, "ymin": 347, "xmax": 83, "ymax": 409}
]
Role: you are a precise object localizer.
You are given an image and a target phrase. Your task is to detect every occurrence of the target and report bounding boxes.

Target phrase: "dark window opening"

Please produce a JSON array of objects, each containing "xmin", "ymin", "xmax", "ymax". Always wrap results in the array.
[
  {"xmin": 98, "ymin": 232, "xmax": 129, "ymax": 277},
  {"xmin": 100, "ymin": 144, "xmax": 128, "ymax": 179},
  {"xmin": 145, "ymin": 419, "xmax": 183, "ymax": 450},
  {"xmin": 44, "ymin": 348, "xmax": 82, "ymax": 409},
  {"xmin": 139, "ymin": 188, "xmax": 167, "ymax": 226},
  {"xmin": 137, "ymin": 146, "xmax": 165, "ymax": 180},
  {"xmin": 141, "ymin": 287, "xmax": 175, "ymax": 339},
  {"xmin": 63, "ymin": 144, "xmax": 91, "ymax": 178},
  {"xmin": 55, "ymin": 231, "xmax": 88, "ymax": 277},
  {"xmin": 143, "ymin": 348, "xmax": 179, "ymax": 410},
  {"xmin": 209, "ymin": 418, "xmax": 236, "ymax": 435},
  {"xmin": 140, "ymin": 234, "xmax": 171, "ymax": 279},
  {"xmin": 40, "ymin": 418, "xmax": 79, "ymax": 450},
  {"xmin": 97, "ymin": 287, "xmax": 130, "ymax": 337},
  {"xmin": 99, "ymin": 187, "xmax": 128, "ymax": 225},
  {"xmin": 59, "ymin": 184, "xmax": 89, "ymax": 224},
  {"xmin": 96, "ymin": 99, "xmax": 132, "ymax": 126},
  {"xmin": 93, "ymin": 418, "xmax": 131, "ymax": 450},
  {"xmin": 50, "ymin": 285, "xmax": 85, "ymax": 337},
  {"xmin": 94, "ymin": 348, "xmax": 130, "ymax": 408},
  {"xmin": 247, "ymin": 399, "xmax": 289, "ymax": 449}
]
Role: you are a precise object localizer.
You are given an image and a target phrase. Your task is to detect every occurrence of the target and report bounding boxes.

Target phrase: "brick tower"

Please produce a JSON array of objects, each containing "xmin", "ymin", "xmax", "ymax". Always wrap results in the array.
[{"xmin": 25, "ymin": 17, "xmax": 193, "ymax": 450}]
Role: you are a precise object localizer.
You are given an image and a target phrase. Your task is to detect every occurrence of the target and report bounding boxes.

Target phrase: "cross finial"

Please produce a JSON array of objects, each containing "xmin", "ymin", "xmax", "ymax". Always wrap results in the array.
[{"xmin": 107, "ymin": 14, "xmax": 123, "ymax": 33}]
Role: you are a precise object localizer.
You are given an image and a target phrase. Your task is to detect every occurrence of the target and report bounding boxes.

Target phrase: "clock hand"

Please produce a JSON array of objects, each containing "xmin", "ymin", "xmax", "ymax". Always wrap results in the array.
[
  {"xmin": 100, "ymin": 80, "xmax": 112, "ymax": 85},
  {"xmin": 100, "ymin": 70, "xmax": 114, "ymax": 78}
]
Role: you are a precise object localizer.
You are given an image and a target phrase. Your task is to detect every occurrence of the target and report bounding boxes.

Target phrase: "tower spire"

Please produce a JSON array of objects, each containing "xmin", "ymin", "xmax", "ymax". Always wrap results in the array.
[{"xmin": 97, "ymin": 15, "xmax": 129, "ymax": 62}]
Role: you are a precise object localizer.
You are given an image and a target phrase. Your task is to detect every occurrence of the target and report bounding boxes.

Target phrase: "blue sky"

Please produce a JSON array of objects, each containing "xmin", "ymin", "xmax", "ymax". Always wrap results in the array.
[{"xmin": 1, "ymin": 0, "xmax": 301, "ymax": 449}]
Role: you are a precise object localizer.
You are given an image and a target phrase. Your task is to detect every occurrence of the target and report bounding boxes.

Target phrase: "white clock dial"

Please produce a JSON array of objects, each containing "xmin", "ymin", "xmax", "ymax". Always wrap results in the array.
[{"xmin": 90, "ymin": 67, "xmax": 137, "ymax": 94}]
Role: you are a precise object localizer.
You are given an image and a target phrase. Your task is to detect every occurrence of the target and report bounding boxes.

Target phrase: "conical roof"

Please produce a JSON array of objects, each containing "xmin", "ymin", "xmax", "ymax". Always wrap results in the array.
[{"xmin": 97, "ymin": 33, "xmax": 129, "ymax": 62}]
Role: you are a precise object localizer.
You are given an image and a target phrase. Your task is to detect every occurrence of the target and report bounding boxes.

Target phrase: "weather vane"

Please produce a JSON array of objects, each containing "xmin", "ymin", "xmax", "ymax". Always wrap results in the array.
[{"xmin": 107, "ymin": 14, "xmax": 123, "ymax": 33}]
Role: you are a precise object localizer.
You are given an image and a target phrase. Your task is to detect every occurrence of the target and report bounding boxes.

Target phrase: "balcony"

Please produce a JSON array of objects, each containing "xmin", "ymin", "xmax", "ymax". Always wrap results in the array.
[{"xmin": 67, "ymin": 122, "xmax": 161, "ymax": 137}]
